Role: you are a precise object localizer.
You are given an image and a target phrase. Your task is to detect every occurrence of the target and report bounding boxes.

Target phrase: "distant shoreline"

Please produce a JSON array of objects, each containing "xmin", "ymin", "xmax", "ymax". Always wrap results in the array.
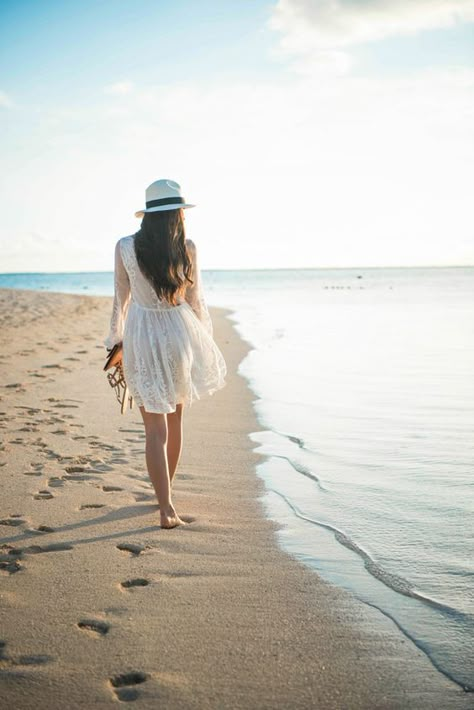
[{"xmin": 1, "ymin": 263, "xmax": 473, "ymax": 277}]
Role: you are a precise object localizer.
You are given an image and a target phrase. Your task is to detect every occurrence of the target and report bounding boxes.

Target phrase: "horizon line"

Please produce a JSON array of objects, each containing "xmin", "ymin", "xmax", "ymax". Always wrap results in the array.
[{"xmin": 1, "ymin": 263, "xmax": 473, "ymax": 276}]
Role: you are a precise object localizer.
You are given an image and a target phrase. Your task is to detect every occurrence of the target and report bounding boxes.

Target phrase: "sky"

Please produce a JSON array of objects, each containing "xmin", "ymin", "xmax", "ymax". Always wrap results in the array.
[{"xmin": 0, "ymin": 0, "xmax": 473, "ymax": 272}]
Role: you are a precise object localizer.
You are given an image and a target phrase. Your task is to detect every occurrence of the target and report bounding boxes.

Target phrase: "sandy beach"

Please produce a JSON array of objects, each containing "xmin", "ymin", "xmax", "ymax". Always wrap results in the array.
[{"xmin": 0, "ymin": 287, "xmax": 470, "ymax": 710}]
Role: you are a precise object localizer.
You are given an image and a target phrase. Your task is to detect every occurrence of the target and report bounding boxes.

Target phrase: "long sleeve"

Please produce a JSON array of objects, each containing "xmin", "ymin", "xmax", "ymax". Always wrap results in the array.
[
  {"xmin": 104, "ymin": 239, "xmax": 131, "ymax": 349},
  {"xmin": 184, "ymin": 239, "xmax": 213, "ymax": 337}
]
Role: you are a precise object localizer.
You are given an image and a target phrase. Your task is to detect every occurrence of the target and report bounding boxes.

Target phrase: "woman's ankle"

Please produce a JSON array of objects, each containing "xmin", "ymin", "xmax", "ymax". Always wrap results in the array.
[{"xmin": 160, "ymin": 503, "xmax": 176, "ymax": 516}]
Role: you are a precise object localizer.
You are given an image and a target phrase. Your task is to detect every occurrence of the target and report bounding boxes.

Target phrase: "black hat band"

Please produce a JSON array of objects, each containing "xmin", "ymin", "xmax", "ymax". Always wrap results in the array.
[{"xmin": 146, "ymin": 197, "xmax": 185, "ymax": 209}]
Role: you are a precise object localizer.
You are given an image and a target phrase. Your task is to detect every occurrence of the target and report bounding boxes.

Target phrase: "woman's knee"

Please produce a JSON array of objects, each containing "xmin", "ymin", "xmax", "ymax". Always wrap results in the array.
[
  {"xmin": 168, "ymin": 403, "xmax": 184, "ymax": 421},
  {"xmin": 140, "ymin": 408, "xmax": 168, "ymax": 442}
]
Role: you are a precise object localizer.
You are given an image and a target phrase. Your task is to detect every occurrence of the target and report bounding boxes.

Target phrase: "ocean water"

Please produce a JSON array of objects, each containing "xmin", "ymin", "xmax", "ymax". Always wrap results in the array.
[{"xmin": 1, "ymin": 265, "xmax": 473, "ymax": 691}]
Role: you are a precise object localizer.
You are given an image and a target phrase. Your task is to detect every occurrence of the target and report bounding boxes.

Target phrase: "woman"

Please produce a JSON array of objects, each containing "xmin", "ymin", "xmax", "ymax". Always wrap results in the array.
[{"xmin": 104, "ymin": 179, "xmax": 227, "ymax": 529}]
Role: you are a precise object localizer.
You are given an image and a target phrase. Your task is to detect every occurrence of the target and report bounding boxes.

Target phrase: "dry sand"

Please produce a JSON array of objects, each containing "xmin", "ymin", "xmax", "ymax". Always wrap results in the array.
[{"xmin": 0, "ymin": 287, "xmax": 471, "ymax": 709}]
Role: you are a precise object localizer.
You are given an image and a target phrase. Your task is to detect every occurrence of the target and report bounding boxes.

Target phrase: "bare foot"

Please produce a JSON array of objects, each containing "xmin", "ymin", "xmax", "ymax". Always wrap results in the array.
[{"xmin": 160, "ymin": 506, "xmax": 186, "ymax": 529}]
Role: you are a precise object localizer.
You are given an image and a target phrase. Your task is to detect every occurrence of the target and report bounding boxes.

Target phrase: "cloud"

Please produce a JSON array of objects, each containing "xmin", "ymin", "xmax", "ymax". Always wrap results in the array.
[
  {"xmin": 270, "ymin": 0, "xmax": 474, "ymax": 47},
  {"xmin": 1, "ymin": 230, "xmax": 103, "ymax": 273},
  {"xmin": 2, "ymin": 62, "xmax": 472, "ymax": 270},
  {"xmin": 269, "ymin": 0, "xmax": 474, "ymax": 72},
  {"xmin": 0, "ymin": 90, "xmax": 14, "ymax": 108},
  {"xmin": 103, "ymin": 80, "xmax": 134, "ymax": 96}
]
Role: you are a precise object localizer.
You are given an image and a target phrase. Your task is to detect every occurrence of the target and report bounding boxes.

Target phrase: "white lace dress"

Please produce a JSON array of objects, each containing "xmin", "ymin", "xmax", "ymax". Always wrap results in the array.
[{"xmin": 104, "ymin": 235, "xmax": 227, "ymax": 413}]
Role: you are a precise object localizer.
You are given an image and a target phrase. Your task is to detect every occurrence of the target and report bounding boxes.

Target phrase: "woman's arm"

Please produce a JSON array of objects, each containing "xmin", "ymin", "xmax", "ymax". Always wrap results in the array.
[
  {"xmin": 184, "ymin": 239, "xmax": 213, "ymax": 337},
  {"xmin": 104, "ymin": 239, "xmax": 131, "ymax": 350}
]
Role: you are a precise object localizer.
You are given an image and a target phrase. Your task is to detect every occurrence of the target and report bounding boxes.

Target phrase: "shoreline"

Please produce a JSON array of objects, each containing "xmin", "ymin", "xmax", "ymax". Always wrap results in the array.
[{"xmin": 0, "ymin": 287, "xmax": 471, "ymax": 709}]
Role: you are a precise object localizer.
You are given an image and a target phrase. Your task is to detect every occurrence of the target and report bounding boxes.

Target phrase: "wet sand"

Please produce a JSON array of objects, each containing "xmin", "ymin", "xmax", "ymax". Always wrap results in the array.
[{"xmin": 0, "ymin": 287, "xmax": 470, "ymax": 709}]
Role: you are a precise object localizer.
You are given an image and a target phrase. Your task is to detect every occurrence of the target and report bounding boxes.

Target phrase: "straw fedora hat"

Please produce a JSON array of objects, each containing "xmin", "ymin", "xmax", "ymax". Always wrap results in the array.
[{"xmin": 134, "ymin": 179, "xmax": 195, "ymax": 217}]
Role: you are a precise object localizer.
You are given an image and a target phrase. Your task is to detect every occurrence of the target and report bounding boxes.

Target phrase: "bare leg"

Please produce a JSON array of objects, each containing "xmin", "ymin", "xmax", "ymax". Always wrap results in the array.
[
  {"xmin": 139, "ymin": 406, "xmax": 185, "ymax": 529},
  {"xmin": 167, "ymin": 403, "xmax": 184, "ymax": 488}
]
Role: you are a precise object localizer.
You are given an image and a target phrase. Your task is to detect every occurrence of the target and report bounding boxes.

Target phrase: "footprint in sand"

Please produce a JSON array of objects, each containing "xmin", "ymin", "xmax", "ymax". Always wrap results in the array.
[
  {"xmin": 120, "ymin": 578, "xmax": 150, "ymax": 590},
  {"xmin": 0, "ymin": 546, "xmax": 23, "ymax": 574},
  {"xmin": 69, "ymin": 456, "xmax": 94, "ymax": 465},
  {"xmin": 89, "ymin": 441, "xmax": 120, "ymax": 452},
  {"xmin": 42, "ymin": 448, "xmax": 63, "ymax": 461},
  {"xmin": 24, "ymin": 463, "xmax": 44, "ymax": 476},
  {"xmin": 5, "ymin": 383, "xmax": 27, "ymax": 392},
  {"xmin": 64, "ymin": 473, "xmax": 94, "ymax": 482},
  {"xmin": 0, "ymin": 560, "xmax": 22, "ymax": 574},
  {"xmin": 116, "ymin": 543, "xmax": 147, "ymax": 557},
  {"xmin": 30, "ymin": 525, "xmax": 56, "ymax": 534},
  {"xmin": 133, "ymin": 492, "xmax": 155, "ymax": 502},
  {"xmin": 90, "ymin": 462, "xmax": 114, "ymax": 472},
  {"xmin": 48, "ymin": 477, "xmax": 66, "ymax": 488},
  {"xmin": 9, "ymin": 438, "xmax": 26, "ymax": 445},
  {"xmin": 23, "ymin": 543, "xmax": 73, "ymax": 554},
  {"xmin": 102, "ymin": 485, "xmax": 123, "ymax": 493},
  {"xmin": 109, "ymin": 671, "xmax": 149, "ymax": 702},
  {"xmin": 15, "ymin": 407, "xmax": 42, "ymax": 415},
  {"xmin": 77, "ymin": 619, "xmax": 110, "ymax": 636},
  {"xmin": 16, "ymin": 654, "xmax": 53, "ymax": 665},
  {"xmin": 33, "ymin": 490, "xmax": 54, "ymax": 500},
  {"xmin": 20, "ymin": 407, "xmax": 43, "ymax": 417},
  {"xmin": 80, "ymin": 503, "xmax": 106, "ymax": 510},
  {"xmin": 63, "ymin": 464, "xmax": 96, "ymax": 481},
  {"xmin": 0, "ymin": 517, "xmax": 26, "ymax": 527},
  {"xmin": 0, "ymin": 641, "xmax": 53, "ymax": 667}
]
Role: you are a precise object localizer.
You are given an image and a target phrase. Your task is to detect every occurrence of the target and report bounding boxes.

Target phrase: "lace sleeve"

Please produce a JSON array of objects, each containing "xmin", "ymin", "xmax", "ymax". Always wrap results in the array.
[
  {"xmin": 184, "ymin": 239, "xmax": 213, "ymax": 337},
  {"xmin": 104, "ymin": 239, "xmax": 131, "ymax": 349}
]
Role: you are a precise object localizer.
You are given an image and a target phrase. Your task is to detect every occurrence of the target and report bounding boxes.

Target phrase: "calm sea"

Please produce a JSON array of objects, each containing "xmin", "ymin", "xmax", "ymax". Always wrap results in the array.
[{"xmin": 1, "ymin": 265, "xmax": 473, "ymax": 691}]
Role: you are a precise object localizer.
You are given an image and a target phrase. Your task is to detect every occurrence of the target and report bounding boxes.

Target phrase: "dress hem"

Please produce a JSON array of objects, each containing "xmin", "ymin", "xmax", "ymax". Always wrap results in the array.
[{"xmin": 131, "ymin": 380, "xmax": 227, "ymax": 415}]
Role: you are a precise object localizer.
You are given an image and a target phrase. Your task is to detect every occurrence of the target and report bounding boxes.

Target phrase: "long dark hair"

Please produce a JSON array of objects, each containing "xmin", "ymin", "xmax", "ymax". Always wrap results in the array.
[{"xmin": 133, "ymin": 209, "xmax": 194, "ymax": 305}]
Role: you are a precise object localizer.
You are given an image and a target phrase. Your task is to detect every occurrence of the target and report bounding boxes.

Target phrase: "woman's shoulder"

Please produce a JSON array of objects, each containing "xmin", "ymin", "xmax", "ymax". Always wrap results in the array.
[
  {"xmin": 118, "ymin": 234, "xmax": 135, "ymax": 246},
  {"xmin": 185, "ymin": 238, "xmax": 197, "ymax": 254},
  {"xmin": 115, "ymin": 234, "xmax": 135, "ymax": 253}
]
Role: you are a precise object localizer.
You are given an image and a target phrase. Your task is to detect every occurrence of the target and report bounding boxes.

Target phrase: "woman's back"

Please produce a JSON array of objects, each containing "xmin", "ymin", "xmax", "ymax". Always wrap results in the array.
[
  {"xmin": 119, "ymin": 234, "xmax": 189, "ymax": 310},
  {"xmin": 106, "ymin": 232, "xmax": 213, "ymax": 350}
]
